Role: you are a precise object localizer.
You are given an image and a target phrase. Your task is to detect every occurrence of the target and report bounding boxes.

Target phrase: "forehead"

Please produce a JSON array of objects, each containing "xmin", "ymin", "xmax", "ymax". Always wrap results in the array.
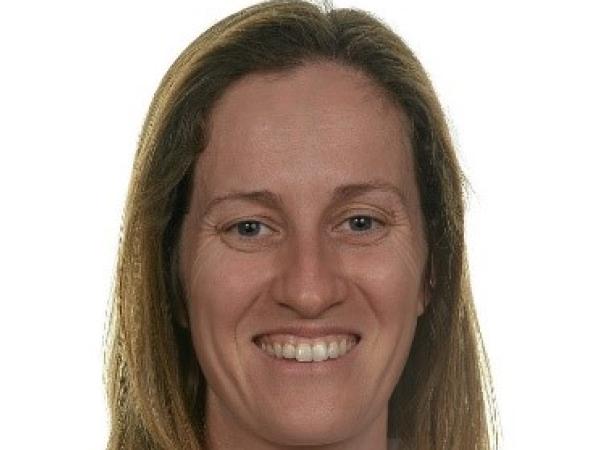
[{"xmin": 195, "ymin": 61, "xmax": 415, "ymax": 202}]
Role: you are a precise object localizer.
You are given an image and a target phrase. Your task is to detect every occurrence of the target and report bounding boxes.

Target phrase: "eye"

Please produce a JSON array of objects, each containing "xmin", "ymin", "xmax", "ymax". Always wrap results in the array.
[
  {"xmin": 338, "ymin": 215, "xmax": 385, "ymax": 234},
  {"xmin": 224, "ymin": 220, "xmax": 274, "ymax": 239},
  {"xmin": 224, "ymin": 214, "xmax": 385, "ymax": 240}
]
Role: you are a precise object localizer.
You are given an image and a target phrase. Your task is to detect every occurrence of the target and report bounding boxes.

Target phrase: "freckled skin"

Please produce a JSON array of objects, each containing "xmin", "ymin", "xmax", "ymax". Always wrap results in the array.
[{"xmin": 178, "ymin": 61, "xmax": 429, "ymax": 450}]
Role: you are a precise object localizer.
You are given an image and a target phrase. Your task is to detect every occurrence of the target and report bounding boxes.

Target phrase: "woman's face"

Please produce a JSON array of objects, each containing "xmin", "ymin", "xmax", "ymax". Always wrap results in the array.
[{"xmin": 178, "ymin": 61, "xmax": 428, "ymax": 449}]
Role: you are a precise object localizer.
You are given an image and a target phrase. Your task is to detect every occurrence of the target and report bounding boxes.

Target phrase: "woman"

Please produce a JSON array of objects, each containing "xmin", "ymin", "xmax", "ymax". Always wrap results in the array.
[{"xmin": 103, "ymin": 1, "xmax": 501, "ymax": 449}]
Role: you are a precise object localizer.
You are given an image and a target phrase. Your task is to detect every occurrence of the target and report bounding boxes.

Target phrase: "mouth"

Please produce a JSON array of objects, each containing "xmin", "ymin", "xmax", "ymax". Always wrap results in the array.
[{"xmin": 252, "ymin": 334, "xmax": 361, "ymax": 363}]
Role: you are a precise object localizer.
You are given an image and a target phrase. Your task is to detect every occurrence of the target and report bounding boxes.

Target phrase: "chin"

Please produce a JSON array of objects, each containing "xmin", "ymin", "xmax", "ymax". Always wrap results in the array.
[{"xmin": 256, "ymin": 409, "xmax": 358, "ymax": 446}]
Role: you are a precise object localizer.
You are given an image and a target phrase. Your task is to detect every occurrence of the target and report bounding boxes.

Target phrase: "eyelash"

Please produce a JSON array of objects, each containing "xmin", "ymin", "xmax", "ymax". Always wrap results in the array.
[{"xmin": 222, "ymin": 214, "xmax": 387, "ymax": 240}]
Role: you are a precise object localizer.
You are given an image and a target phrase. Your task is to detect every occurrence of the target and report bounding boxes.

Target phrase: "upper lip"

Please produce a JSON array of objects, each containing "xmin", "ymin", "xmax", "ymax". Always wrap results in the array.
[{"xmin": 253, "ymin": 325, "xmax": 361, "ymax": 340}]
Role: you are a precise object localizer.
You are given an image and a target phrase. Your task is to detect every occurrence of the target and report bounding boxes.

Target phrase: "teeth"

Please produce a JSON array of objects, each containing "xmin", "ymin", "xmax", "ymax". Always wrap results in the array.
[
  {"xmin": 312, "ymin": 342, "xmax": 328, "ymax": 362},
  {"xmin": 282, "ymin": 343, "xmax": 295, "ymax": 359},
  {"xmin": 296, "ymin": 343, "xmax": 312, "ymax": 361},
  {"xmin": 255, "ymin": 334, "xmax": 358, "ymax": 362},
  {"xmin": 328, "ymin": 341, "xmax": 339, "ymax": 359}
]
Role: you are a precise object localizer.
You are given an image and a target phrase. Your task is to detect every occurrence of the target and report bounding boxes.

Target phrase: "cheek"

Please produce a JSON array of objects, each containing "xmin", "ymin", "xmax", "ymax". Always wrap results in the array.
[
  {"xmin": 185, "ymin": 242, "xmax": 262, "ymax": 340},
  {"xmin": 355, "ymin": 237, "xmax": 425, "ymax": 311},
  {"xmin": 185, "ymin": 235, "xmax": 424, "ymax": 319},
  {"xmin": 352, "ymin": 243, "xmax": 424, "ymax": 375},
  {"xmin": 184, "ymin": 248, "xmax": 259, "ymax": 384}
]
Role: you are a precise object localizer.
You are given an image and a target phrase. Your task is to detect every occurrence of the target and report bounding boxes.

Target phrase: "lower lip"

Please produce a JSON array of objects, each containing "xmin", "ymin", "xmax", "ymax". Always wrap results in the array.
[{"xmin": 251, "ymin": 337, "xmax": 361, "ymax": 375}]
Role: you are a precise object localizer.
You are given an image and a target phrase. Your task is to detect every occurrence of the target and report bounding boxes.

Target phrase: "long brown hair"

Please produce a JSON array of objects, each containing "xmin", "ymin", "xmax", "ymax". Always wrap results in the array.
[{"xmin": 103, "ymin": 1, "xmax": 501, "ymax": 448}]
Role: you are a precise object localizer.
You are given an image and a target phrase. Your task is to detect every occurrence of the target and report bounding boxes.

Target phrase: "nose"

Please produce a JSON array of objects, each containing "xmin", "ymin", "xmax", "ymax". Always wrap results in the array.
[{"xmin": 272, "ymin": 230, "xmax": 348, "ymax": 318}]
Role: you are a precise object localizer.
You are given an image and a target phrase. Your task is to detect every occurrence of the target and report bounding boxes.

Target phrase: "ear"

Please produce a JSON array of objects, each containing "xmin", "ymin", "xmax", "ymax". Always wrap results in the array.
[
  {"xmin": 173, "ymin": 294, "xmax": 190, "ymax": 329},
  {"xmin": 169, "ymin": 237, "xmax": 190, "ymax": 330},
  {"xmin": 417, "ymin": 254, "xmax": 435, "ymax": 317},
  {"xmin": 416, "ymin": 284, "xmax": 429, "ymax": 317},
  {"xmin": 171, "ymin": 264, "xmax": 190, "ymax": 330}
]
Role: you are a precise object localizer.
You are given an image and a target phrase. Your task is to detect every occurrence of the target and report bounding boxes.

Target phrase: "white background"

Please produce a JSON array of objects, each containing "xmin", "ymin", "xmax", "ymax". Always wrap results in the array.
[{"xmin": 1, "ymin": 1, "xmax": 598, "ymax": 449}]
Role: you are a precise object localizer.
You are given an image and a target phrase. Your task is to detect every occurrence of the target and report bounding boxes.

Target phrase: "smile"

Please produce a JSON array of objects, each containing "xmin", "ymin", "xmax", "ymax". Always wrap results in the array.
[{"xmin": 253, "ymin": 334, "xmax": 360, "ymax": 362}]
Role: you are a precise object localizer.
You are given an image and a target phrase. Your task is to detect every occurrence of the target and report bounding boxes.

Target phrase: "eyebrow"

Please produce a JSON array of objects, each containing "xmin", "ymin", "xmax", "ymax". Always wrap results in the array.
[{"xmin": 201, "ymin": 179, "xmax": 408, "ymax": 216}]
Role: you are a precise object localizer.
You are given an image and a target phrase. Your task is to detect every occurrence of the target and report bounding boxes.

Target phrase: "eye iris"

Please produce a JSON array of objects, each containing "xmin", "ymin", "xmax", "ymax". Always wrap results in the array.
[
  {"xmin": 237, "ymin": 221, "xmax": 260, "ymax": 236},
  {"xmin": 350, "ymin": 216, "xmax": 372, "ymax": 231}
]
